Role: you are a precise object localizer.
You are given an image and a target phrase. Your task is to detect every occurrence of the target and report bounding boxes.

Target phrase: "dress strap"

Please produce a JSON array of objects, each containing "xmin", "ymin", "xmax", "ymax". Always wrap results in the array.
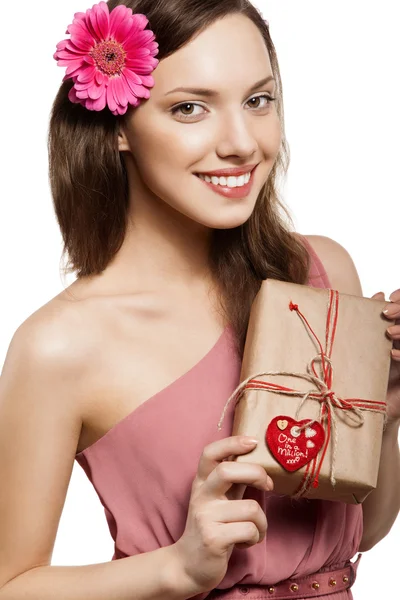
[{"xmin": 299, "ymin": 234, "xmax": 331, "ymax": 288}]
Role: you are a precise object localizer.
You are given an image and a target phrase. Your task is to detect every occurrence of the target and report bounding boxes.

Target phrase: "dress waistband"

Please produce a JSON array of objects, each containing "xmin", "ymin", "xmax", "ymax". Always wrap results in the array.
[{"xmin": 207, "ymin": 553, "xmax": 362, "ymax": 600}]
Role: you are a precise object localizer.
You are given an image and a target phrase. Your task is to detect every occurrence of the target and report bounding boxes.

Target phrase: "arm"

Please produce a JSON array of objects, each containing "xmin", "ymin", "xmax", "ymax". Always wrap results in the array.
[
  {"xmin": 358, "ymin": 417, "xmax": 400, "ymax": 551},
  {"xmin": 305, "ymin": 235, "xmax": 400, "ymax": 549},
  {"xmin": 0, "ymin": 314, "xmax": 194, "ymax": 600},
  {"xmin": 0, "ymin": 550, "xmax": 192, "ymax": 600}
]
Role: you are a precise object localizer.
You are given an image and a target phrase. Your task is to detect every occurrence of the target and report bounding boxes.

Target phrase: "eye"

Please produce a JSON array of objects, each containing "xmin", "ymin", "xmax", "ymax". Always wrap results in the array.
[
  {"xmin": 171, "ymin": 103, "xmax": 206, "ymax": 120},
  {"xmin": 246, "ymin": 93, "xmax": 276, "ymax": 110},
  {"xmin": 170, "ymin": 93, "xmax": 276, "ymax": 122}
]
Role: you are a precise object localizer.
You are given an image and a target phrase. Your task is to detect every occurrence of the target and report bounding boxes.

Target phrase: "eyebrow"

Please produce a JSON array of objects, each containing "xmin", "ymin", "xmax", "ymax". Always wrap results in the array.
[{"xmin": 165, "ymin": 75, "xmax": 276, "ymax": 97}]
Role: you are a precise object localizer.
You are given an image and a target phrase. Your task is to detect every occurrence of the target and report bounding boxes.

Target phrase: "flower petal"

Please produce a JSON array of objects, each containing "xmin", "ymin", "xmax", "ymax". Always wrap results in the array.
[
  {"xmin": 137, "ymin": 74, "xmax": 154, "ymax": 88},
  {"xmin": 83, "ymin": 55, "xmax": 95, "ymax": 66},
  {"xmin": 122, "ymin": 71, "xmax": 147, "ymax": 99},
  {"xmin": 123, "ymin": 29, "xmax": 154, "ymax": 51},
  {"xmin": 131, "ymin": 13, "xmax": 149, "ymax": 31},
  {"xmin": 76, "ymin": 65, "xmax": 96, "ymax": 83},
  {"xmin": 95, "ymin": 70, "xmax": 105, "ymax": 85},
  {"xmin": 72, "ymin": 12, "xmax": 86, "ymax": 23},
  {"xmin": 124, "ymin": 57, "xmax": 158, "ymax": 73},
  {"xmin": 121, "ymin": 67, "xmax": 142, "ymax": 86},
  {"xmin": 75, "ymin": 88, "xmax": 89, "ymax": 100},
  {"xmin": 67, "ymin": 35, "xmax": 94, "ymax": 53},
  {"xmin": 123, "ymin": 82, "xmax": 144, "ymax": 106},
  {"xmin": 83, "ymin": 7, "xmax": 98, "ymax": 41},
  {"xmin": 111, "ymin": 8, "xmax": 134, "ymax": 42},
  {"xmin": 87, "ymin": 82, "xmax": 105, "ymax": 100},
  {"xmin": 149, "ymin": 42, "xmax": 159, "ymax": 56},
  {"xmin": 88, "ymin": 1, "xmax": 109, "ymax": 41},
  {"xmin": 55, "ymin": 50, "xmax": 80, "ymax": 61},
  {"xmin": 116, "ymin": 104, "xmax": 129, "ymax": 115},
  {"xmin": 68, "ymin": 21, "xmax": 94, "ymax": 43},
  {"xmin": 85, "ymin": 98, "xmax": 96, "ymax": 110},
  {"xmin": 110, "ymin": 77, "xmax": 122, "ymax": 107},
  {"xmin": 113, "ymin": 75, "xmax": 128, "ymax": 106},
  {"xmin": 109, "ymin": 5, "xmax": 131, "ymax": 39},
  {"xmin": 106, "ymin": 83, "xmax": 118, "ymax": 113},
  {"xmin": 92, "ymin": 85, "xmax": 107, "ymax": 111},
  {"xmin": 56, "ymin": 39, "xmax": 69, "ymax": 51},
  {"xmin": 68, "ymin": 86, "xmax": 80, "ymax": 104},
  {"xmin": 96, "ymin": 1, "xmax": 110, "ymax": 39},
  {"xmin": 64, "ymin": 60, "xmax": 85, "ymax": 75},
  {"xmin": 128, "ymin": 47, "xmax": 151, "ymax": 59},
  {"xmin": 74, "ymin": 79, "xmax": 92, "ymax": 91}
]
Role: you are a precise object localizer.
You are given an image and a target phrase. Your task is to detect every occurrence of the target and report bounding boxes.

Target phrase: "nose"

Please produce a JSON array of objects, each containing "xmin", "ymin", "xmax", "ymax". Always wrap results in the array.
[{"xmin": 215, "ymin": 109, "xmax": 258, "ymax": 159}]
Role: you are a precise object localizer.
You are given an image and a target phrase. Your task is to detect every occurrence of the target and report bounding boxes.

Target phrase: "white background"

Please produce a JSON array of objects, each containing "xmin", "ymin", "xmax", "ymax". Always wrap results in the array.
[{"xmin": 0, "ymin": 0, "xmax": 398, "ymax": 597}]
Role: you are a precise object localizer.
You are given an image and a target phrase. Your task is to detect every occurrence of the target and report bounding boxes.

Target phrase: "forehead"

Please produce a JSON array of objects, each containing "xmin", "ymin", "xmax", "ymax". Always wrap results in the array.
[{"xmin": 153, "ymin": 14, "xmax": 272, "ymax": 93}]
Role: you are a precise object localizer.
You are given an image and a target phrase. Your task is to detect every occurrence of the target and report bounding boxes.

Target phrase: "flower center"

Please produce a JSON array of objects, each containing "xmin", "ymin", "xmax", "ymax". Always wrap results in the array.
[{"xmin": 90, "ymin": 40, "xmax": 126, "ymax": 76}]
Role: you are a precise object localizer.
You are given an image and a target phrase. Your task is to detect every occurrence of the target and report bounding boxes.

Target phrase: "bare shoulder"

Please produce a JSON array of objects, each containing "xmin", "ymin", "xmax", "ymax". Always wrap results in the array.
[
  {"xmin": 4, "ymin": 288, "xmax": 105, "ymax": 373},
  {"xmin": 0, "ymin": 292, "xmax": 98, "ymax": 585},
  {"xmin": 304, "ymin": 234, "xmax": 363, "ymax": 296},
  {"xmin": 0, "ymin": 290, "xmax": 103, "ymax": 439}
]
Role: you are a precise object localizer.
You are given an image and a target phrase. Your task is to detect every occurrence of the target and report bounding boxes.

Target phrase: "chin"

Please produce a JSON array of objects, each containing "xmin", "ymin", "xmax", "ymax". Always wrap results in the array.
[
  {"xmin": 196, "ymin": 204, "xmax": 256, "ymax": 230},
  {"xmin": 160, "ymin": 181, "xmax": 260, "ymax": 229}
]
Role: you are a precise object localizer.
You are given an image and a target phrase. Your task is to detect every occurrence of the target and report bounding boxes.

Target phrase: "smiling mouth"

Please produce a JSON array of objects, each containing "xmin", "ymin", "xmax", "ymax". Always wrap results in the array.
[
  {"xmin": 194, "ymin": 164, "xmax": 258, "ymax": 180},
  {"xmin": 193, "ymin": 164, "xmax": 258, "ymax": 198}
]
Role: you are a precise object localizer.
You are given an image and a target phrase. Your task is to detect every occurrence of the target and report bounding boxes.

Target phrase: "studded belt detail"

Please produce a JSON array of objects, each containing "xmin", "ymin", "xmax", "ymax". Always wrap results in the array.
[{"xmin": 207, "ymin": 553, "xmax": 362, "ymax": 599}]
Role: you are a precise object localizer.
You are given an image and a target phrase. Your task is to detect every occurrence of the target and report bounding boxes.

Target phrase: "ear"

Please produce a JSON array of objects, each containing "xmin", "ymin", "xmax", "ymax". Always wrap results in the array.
[{"xmin": 118, "ymin": 127, "xmax": 130, "ymax": 153}]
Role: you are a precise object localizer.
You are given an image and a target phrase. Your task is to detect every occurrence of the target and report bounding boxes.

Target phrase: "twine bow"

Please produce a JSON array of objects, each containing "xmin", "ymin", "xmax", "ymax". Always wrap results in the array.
[{"xmin": 217, "ymin": 290, "xmax": 387, "ymax": 498}]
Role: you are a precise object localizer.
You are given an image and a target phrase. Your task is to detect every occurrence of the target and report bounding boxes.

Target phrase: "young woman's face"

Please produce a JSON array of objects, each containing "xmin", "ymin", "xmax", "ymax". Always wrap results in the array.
[{"xmin": 119, "ymin": 13, "xmax": 282, "ymax": 230}]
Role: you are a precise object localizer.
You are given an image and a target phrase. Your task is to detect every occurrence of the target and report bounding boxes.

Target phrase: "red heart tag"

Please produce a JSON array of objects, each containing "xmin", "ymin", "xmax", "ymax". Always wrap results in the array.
[{"xmin": 266, "ymin": 416, "xmax": 325, "ymax": 472}]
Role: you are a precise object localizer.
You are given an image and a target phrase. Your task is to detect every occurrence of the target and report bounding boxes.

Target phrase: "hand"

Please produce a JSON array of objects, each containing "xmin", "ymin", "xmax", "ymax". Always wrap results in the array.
[
  {"xmin": 372, "ymin": 290, "xmax": 400, "ymax": 427},
  {"xmin": 171, "ymin": 436, "xmax": 273, "ymax": 596}
]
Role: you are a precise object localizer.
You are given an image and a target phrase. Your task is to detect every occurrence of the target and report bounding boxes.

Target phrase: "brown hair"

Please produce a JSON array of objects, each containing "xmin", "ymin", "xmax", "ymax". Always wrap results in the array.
[{"xmin": 48, "ymin": 0, "xmax": 311, "ymax": 354}]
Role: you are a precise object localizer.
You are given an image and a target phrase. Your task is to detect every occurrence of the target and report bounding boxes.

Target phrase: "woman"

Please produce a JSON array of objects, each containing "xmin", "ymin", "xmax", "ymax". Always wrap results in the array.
[{"xmin": 0, "ymin": 1, "xmax": 399, "ymax": 599}]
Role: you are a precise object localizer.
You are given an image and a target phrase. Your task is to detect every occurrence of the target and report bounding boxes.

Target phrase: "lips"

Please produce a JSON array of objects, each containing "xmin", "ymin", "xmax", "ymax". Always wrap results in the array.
[
  {"xmin": 195, "ymin": 163, "xmax": 257, "ymax": 199},
  {"xmin": 195, "ymin": 163, "xmax": 258, "ymax": 178}
]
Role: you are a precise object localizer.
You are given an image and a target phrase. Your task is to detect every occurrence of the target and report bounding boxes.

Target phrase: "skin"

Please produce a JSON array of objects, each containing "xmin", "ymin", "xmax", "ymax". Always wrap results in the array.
[
  {"xmin": 0, "ymin": 16, "xmax": 282, "ymax": 593},
  {"xmin": 0, "ymin": 12, "xmax": 398, "ymax": 596},
  {"xmin": 303, "ymin": 237, "xmax": 400, "ymax": 552},
  {"xmin": 71, "ymin": 13, "xmax": 282, "ymax": 297},
  {"xmin": 62, "ymin": 13, "xmax": 282, "ymax": 452}
]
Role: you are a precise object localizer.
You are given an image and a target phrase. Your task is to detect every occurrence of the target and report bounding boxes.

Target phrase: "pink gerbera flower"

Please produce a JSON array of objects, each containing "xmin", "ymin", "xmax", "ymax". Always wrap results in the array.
[{"xmin": 53, "ymin": 1, "xmax": 159, "ymax": 115}]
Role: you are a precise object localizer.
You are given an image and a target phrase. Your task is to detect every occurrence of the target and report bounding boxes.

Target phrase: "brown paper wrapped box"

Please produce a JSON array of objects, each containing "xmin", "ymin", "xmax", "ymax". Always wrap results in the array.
[{"xmin": 222, "ymin": 279, "xmax": 392, "ymax": 504}]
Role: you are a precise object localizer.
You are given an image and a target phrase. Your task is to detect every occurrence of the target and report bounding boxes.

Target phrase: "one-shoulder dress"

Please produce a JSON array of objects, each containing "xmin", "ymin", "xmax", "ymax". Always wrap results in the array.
[{"xmin": 75, "ymin": 236, "xmax": 363, "ymax": 599}]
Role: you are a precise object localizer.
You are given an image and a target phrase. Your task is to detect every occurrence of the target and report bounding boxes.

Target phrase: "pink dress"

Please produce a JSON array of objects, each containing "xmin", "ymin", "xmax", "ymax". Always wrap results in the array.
[{"xmin": 75, "ymin": 236, "xmax": 363, "ymax": 599}]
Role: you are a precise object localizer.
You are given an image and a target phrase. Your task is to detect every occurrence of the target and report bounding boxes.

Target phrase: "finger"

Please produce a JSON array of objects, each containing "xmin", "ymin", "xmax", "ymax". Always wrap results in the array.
[
  {"xmin": 371, "ymin": 291, "xmax": 385, "ymax": 300},
  {"xmin": 227, "ymin": 482, "xmax": 248, "ymax": 501},
  {"xmin": 203, "ymin": 461, "xmax": 273, "ymax": 498},
  {"xmin": 387, "ymin": 324, "xmax": 400, "ymax": 340},
  {"xmin": 213, "ymin": 499, "xmax": 268, "ymax": 541},
  {"xmin": 391, "ymin": 348, "xmax": 400, "ymax": 359},
  {"xmin": 212, "ymin": 521, "xmax": 262, "ymax": 550},
  {"xmin": 197, "ymin": 437, "xmax": 258, "ymax": 482},
  {"xmin": 383, "ymin": 303, "xmax": 400, "ymax": 320},
  {"xmin": 389, "ymin": 288, "xmax": 400, "ymax": 303}
]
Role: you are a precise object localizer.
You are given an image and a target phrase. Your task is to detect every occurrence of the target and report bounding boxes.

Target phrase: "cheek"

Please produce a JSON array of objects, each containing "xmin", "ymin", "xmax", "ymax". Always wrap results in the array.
[
  {"xmin": 256, "ymin": 113, "xmax": 281, "ymax": 153},
  {"xmin": 127, "ymin": 126, "xmax": 200, "ymax": 201},
  {"xmin": 133, "ymin": 121, "xmax": 208, "ymax": 171}
]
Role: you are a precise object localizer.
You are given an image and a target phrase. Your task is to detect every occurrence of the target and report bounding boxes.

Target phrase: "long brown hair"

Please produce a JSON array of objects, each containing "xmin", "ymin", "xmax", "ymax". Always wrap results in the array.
[{"xmin": 48, "ymin": 0, "xmax": 311, "ymax": 354}]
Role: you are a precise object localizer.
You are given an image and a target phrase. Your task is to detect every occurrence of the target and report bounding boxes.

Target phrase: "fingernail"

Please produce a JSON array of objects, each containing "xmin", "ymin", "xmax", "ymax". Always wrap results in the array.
[
  {"xmin": 264, "ymin": 477, "xmax": 274, "ymax": 491},
  {"xmin": 383, "ymin": 304, "xmax": 395, "ymax": 314},
  {"xmin": 242, "ymin": 437, "xmax": 258, "ymax": 446}
]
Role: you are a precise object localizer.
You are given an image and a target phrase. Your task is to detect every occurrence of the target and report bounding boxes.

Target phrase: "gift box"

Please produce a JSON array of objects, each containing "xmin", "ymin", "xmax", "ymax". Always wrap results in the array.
[{"xmin": 218, "ymin": 279, "xmax": 392, "ymax": 504}]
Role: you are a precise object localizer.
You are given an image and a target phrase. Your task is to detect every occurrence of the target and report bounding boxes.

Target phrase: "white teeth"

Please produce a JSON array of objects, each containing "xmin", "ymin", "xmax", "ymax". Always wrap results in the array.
[{"xmin": 198, "ymin": 171, "xmax": 252, "ymax": 187}]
